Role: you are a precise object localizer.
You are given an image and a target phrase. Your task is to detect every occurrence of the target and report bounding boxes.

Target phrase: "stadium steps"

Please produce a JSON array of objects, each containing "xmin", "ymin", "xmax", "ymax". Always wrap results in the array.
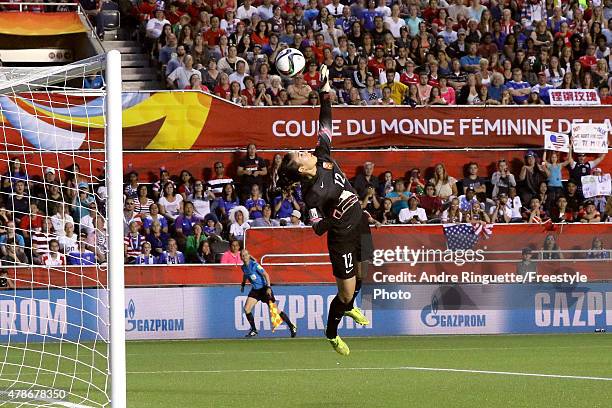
[
  {"xmin": 122, "ymin": 81, "xmax": 162, "ymax": 91},
  {"xmin": 103, "ymin": 40, "xmax": 163, "ymax": 91}
]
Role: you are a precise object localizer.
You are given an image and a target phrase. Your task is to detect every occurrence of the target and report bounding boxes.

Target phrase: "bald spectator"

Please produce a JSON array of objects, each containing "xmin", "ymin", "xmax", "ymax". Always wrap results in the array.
[
  {"xmin": 287, "ymin": 73, "xmax": 312, "ymax": 105},
  {"xmin": 167, "ymin": 55, "xmax": 201, "ymax": 89}
]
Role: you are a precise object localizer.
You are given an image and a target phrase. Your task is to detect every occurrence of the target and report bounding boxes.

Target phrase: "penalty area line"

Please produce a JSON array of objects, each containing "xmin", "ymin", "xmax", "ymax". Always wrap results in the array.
[{"xmin": 127, "ymin": 366, "xmax": 612, "ymax": 381}]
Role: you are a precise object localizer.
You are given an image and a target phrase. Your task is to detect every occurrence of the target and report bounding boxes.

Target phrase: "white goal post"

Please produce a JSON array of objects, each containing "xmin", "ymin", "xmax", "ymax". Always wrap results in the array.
[
  {"xmin": 0, "ymin": 51, "xmax": 125, "ymax": 407},
  {"xmin": 106, "ymin": 50, "xmax": 126, "ymax": 408}
]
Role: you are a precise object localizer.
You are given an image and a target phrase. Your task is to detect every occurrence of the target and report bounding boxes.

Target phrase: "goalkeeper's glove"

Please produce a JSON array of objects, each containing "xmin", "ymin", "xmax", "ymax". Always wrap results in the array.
[
  {"xmin": 309, "ymin": 208, "xmax": 322, "ymax": 224},
  {"xmin": 240, "ymin": 283, "xmax": 245, "ymax": 293}
]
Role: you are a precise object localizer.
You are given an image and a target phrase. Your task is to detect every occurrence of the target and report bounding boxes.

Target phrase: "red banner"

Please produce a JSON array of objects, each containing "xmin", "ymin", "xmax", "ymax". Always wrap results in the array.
[
  {"xmin": 2, "ymin": 92, "xmax": 610, "ymax": 152},
  {"xmin": 169, "ymin": 96, "xmax": 612, "ymax": 150}
]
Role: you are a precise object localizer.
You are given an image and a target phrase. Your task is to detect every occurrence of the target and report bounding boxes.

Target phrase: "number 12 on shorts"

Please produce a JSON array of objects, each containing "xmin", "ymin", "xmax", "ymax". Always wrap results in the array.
[{"xmin": 342, "ymin": 253, "xmax": 353, "ymax": 274}]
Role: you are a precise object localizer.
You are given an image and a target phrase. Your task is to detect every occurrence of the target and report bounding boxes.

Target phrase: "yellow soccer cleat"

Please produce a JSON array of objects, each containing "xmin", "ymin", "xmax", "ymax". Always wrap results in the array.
[
  {"xmin": 344, "ymin": 307, "xmax": 370, "ymax": 326},
  {"xmin": 328, "ymin": 336, "xmax": 350, "ymax": 356}
]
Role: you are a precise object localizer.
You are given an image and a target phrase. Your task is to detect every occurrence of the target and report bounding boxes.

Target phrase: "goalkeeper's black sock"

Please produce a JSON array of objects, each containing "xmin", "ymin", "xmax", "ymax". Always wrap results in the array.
[
  {"xmin": 279, "ymin": 311, "xmax": 294, "ymax": 328},
  {"xmin": 326, "ymin": 295, "xmax": 349, "ymax": 339},
  {"xmin": 245, "ymin": 312, "xmax": 256, "ymax": 332},
  {"xmin": 347, "ymin": 278, "xmax": 362, "ymax": 310}
]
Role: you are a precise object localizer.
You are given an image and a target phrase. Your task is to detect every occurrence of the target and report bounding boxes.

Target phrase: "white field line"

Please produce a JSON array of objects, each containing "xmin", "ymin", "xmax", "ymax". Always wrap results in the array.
[
  {"xmin": 125, "ymin": 344, "xmax": 612, "ymax": 356},
  {"xmin": 126, "ymin": 366, "xmax": 612, "ymax": 381}
]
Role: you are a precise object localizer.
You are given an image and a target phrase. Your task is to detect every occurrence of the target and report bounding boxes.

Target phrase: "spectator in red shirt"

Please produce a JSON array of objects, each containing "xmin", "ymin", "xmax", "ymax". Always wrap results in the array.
[
  {"xmin": 599, "ymin": 84, "xmax": 612, "ymax": 105},
  {"xmin": 368, "ymin": 46, "xmax": 386, "ymax": 77},
  {"xmin": 19, "ymin": 201, "xmax": 44, "ymax": 241},
  {"xmin": 422, "ymin": 0, "xmax": 440, "ymax": 23},
  {"xmin": 399, "ymin": 59, "xmax": 418, "ymax": 85},
  {"xmin": 419, "ymin": 183, "xmax": 443, "ymax": 221},
  {"xmin": 187, "ymin": 0, "xmax": 211, "ymax": 20},
  {"xmin": 214, "ymin": 73, "xmax": 231, "ymax": 98},
  {"xmin": 478, "ymin": 32, "xmax": 499, "ymax": 59},
  {"xmin": 428, "ymin": 60, "xmax": 441, "ymax": 87},
  {"xmin": 252, "ymin": 20, "xmax": 270, "ymax": 46},
  {"xmin": 185, "ymin": 74, "xmax": 210, "ymax": 91},
  {"xmin": 311, "ymin": 34, "xmax": 330, "ymax": 64},
  {"xmin": 203, "ymin": 16, "xmax": 227, "ymax": 49},
  {"xmin": 578, "ymin": 44, "xmax": 598, "ymax": 71},
  {"xmin": 165, "ymin": 2, "xmax": 185, "ymax": 25},
  {"xmin": 137, "ymin": 0, "xmax": 157, "ymax": 22},
  {"xmin": 303, "ymin": 61, "xmax": 321, "ymax": 90},
  {"xmin": 241, "ymin": 76, "xmax": 257, "ymax": 105}
]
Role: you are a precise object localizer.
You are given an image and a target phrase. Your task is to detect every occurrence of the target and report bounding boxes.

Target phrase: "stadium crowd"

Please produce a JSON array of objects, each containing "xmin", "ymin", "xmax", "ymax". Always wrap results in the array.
[
  {"xmin": 112, "ymin": 0, "xmax": 612, "ymax": 105},
  {"xmin": 0, "ymin": 144, "xmax": 609, "ymax": 266}
]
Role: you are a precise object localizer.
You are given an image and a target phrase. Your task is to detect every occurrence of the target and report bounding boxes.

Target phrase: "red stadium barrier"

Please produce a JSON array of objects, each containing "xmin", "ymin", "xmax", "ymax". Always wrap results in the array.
[
  {"xmin": 5, "ymin": 224, "xmax": 609, "ymax": 288},
  {"xmin": 245, "ymin": 224, "xmax": 612, "ymax": 282}
]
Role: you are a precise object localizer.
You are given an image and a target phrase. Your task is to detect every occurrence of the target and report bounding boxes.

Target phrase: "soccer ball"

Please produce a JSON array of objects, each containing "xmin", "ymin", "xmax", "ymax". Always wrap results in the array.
[{"xmin": 275, "ymin": 48, "xmax": 306, "ymax": 77}]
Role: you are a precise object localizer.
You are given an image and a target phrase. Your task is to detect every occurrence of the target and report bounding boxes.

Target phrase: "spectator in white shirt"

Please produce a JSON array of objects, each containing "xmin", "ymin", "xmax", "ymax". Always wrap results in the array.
[
  {"xmin": 257, "ymin": 0, "xmax": 274, "ymax": 20},
  {"xmin": 228, "ymin": 60, "xmax": 248, "ymax": 89},
  {"xmin": 59, "ymin": 222, "xmax": 79, "ymax": 254},
  {"xmin": 506, "ymin": 186, "xmax": 523, "ymax": 222},
  {"xmin": 146, "ymin": 9, "xmax": 170, "ymax": 39},
  {"xmin": 236, "ymin": 0, "xmax": 258, "ymax": 20},
  {"xmin": 326, "ymin": 0, "xmax": 345, "ymax": 17},
  {"xmin": 288, "ymin": 210, "xmax": 305, "ymax": 226},
  {"xmin": 398, "ymin": 196, "xmax": 428, "ymax": 223},
  {"xmin": 374, "ymin": 0, "xmax": 391, "ymax": 18},
  {"xmin": 167, "ymin": 55, "xmax": 201, "ymax": 89},
  {"xmin": 51, "ymin": 204, "xmax": 74, "ymax": 237}
]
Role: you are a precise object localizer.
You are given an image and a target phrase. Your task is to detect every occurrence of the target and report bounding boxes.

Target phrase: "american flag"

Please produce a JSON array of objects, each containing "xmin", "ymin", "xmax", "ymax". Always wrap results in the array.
[
  {"xmin": 544, "ymin": 131, "xmax": 569, "ymax": 152},
  {"xmin": 549, "ymin": 134, "xmax": 566, "ymax": 149},
  {"xmin": 443, "ymin": 223, "xmax": 494, "ymax": 250},
  {"xmin": 443, "ymin": 224, "xmax": 479, "ymax": 250},
  {"xmin": 473, "ymin": 223, "xmax": 494, "ymax": 238}
]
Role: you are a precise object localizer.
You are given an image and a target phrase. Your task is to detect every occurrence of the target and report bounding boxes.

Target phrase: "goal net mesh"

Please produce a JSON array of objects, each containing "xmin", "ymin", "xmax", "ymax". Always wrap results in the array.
[{"xmin": 0, "ymin": 55, "xmax": 111, "ymax": 407}]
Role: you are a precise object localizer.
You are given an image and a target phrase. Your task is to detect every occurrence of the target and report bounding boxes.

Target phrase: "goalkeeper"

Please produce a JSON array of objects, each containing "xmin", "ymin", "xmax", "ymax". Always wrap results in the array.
[
  {"xmin": 277, "ymin": 65, "xmax": 373, "ymax": 356},
  {"xmin": 240, "ymin": 249, "xmax": 297, "ymax": 338}
]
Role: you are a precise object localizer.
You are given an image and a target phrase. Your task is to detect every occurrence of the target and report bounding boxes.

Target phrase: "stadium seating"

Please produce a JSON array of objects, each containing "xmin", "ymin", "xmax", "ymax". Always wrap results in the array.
[{"xmin": 0, "ymin": 1, "xmax": 610, "ymax": 268}]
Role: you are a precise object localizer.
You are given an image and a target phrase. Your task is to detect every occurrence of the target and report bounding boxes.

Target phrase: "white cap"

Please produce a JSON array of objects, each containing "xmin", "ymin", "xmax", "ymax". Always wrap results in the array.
[
  {"xmin": 291, "ymin": 210, "xmax": 301, "ymax": 218},
  {"xmin": 45, "ymin": 167, "xmax": 55, "ymax": 174}
]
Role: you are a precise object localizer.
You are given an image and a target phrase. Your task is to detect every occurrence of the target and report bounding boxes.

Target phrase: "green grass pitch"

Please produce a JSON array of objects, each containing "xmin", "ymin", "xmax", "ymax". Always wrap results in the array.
[{"xmin": 1, "ymin": 334, "xmax": 612, "ymax": 407}]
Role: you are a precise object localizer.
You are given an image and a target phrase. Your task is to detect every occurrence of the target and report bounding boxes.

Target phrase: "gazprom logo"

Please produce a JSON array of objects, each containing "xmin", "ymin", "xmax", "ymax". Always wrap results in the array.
[
  {"xmin": 420, "ymin": 295, "xmax": 486, "ymax": 328},
  {"xmin": 421, "ymin": 296, "xmax": 440, "ymax": 327},
  {"xmin": 128, "ymin": 299, "xmax": 136, "ymax": 319},
  {"xmin": 125, "ymin": 299, "xmax": 184, "ymax": 333}
]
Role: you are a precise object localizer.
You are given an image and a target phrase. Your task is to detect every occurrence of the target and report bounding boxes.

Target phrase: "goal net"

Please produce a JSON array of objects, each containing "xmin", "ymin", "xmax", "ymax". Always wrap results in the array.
[{"xmin": 0, "ymin": 52, "xmax": 125, "ymax": 407}]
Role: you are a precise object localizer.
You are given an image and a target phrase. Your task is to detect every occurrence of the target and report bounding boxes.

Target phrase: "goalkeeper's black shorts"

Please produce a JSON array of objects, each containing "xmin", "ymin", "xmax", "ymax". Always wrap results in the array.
[
  {"xmin": 247, "ymin": 288, "xmax": 275, "ymax": 303},
  {"xmin": 328, "ymin": 212, "xmax": 373, "ymax": 280}
]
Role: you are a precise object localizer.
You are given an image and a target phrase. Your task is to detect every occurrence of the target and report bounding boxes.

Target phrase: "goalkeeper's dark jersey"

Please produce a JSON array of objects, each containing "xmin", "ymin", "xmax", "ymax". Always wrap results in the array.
[{"xmin": 302, "ymin": 129, "xmax": 362, "ymax": 238}]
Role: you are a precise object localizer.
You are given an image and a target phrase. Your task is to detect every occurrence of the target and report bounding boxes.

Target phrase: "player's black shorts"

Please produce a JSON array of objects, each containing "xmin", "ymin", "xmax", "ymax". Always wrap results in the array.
[
  {"xmin": 247, "ymin": 287, "xmax": 275, "ymax": 303},
  {"xmin": 328, "ymin": 212, "xmax": 373, "ymax": 280}
]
